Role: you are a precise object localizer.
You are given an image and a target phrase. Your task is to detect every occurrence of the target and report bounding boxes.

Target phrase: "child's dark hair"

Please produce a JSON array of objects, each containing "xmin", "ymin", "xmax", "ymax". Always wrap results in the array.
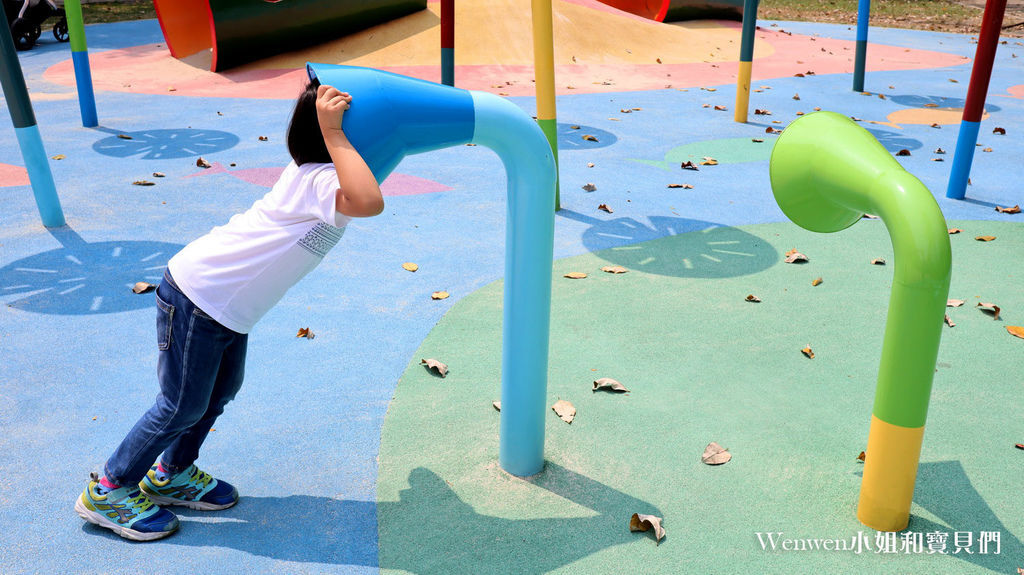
[{"xmin": 287, "ymin": 79, "xmax": 331, "ymax": 165}]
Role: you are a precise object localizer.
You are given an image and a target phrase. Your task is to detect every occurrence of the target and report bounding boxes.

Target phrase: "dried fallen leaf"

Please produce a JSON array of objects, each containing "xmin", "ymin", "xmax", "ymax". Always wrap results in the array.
[
  {"xmin": 131, "ymin": 282, "xmax": 155, "ymax": 294},
  {"xmin": 754, "ymin": 109, "xmax": 771, "ymax": 115},
  {"xmin": 745, "ymin": 294, "xmax": 761, "ymax": 302},
  {"xmin": 751, "ymin": 138, "xmax": 764, "ymax": 143},
  {"xmin": 948, "ymin": 228, "xmax": 962, "ymax": 234},
  {"xmin": 947, "ymin": 299, "xmax": 965, "ymax": 307},
  {"xmin": 700, "ymin": 157, "xmax": 718, "ymax": 166},
  {"xmin": 792, "ymin": 93, "xmax": 801, "ymax": 100},
  {"xmin": 667, "ymin": 183, "xmax": 694, "ymax": 189},
  {"xmin": 582, "ymin": 134, "xmax": 598, "ymax": 142},
  {"xmin": 296, "ymin": 327, "xmax": 315, "ymax": 339},
  {"xmin": 993, "ymin": 127, "xmax": 1006, "ymax": 135},
  {"xmin": 593, "ymin": 378, "xmax": 629, "ymax": 393},
  {"xmin": 801, "ymin": 346, "xmax": 815, "ymax": 359},
  {"xmin": 681, "ymin": 161, "xmax": 699, "ymax": 171},
  {"xmin": 975, "ymin": 236, "xmax": 996, "ymax": 242},
  {"xmin": 51, "ymin": 154, "xmax": 66, "ymax": 160},
  {"xmin": 935, "ymin": 148, "xmax": 946, "ymax": 154},
  {"xmin": 784, "ymin": 249, "xmax": 808, "ymax": 263},
  {"xmin": 714, "ymin": 105, "xmax": 727, "ymax": 111},
  {"xmin": 258, "ymin": 136, "xmax": 268, "ymax": 141},
  {"xmin": 945, "ymin": 314, "xmax": 955, "ymax": 327},
  {"xmin": 811, "ymin": 277, "xmax": 823, "ymax": 286},
  {"xmin": 570, "ymin": 125, "xmax": 580, "ymax": 130},
  {"xmin": 857, "ymin": 451, "xmax": 866, "ymax": 462},
  {"xmin": 766, "ymin": 127, "xmax": 781, "ymax": 134},
  {"xmin": 581, "ymin": 183, "xmax": 597, "ymax": 192},
  {"xmin": 421, "ymin": 358, "xmax": 448, "ymax": 377},
  {"xmin": 896, "ymin": 149, "xmax": 911, "ymax": 156},
  {"xmin": 982, "ymin": 147, "xmax": 993, "ymax": 152},
  {"xmin": 117, "ymin": 134, "xmax": 133, "ymax": 140},
  {"xmin": 564, "ymin": 272, "xmax": 588, "ymax": 279},
  {"xmin": 977, "ymin": 302, "xmax": 1001, "ymax": 320},
  {"xmin": 629, "ymin": 513, "xmax": 665, "ymax": 544},
  {"xmin": 602, "ymin": 266, "xmax": 628, "ymax": 274},
  {"xmin": 153, "ymin": 172, "xmax": 165, "ymax": 178},
  {"xmin": 196, "ymin": 157, "xmax": 212, "ymax": 168},
  {"xmin": 431, "ymin": 291, "xmax": 450, "ymax": 300},
  {"xmin": 996, "ymin": 205, "xmax": 1021, "ymax": 214},
  {"xmin": 552, "ymin": 399, "xmax": 576, "ymax": 423},
  {"xmin": 871, "ymin": 258, "xmax": 886, "ymax": 265},
  {"xmin": 598, "ymin": 204, "xmax": 613, "ymax": 213},
  {"xmin": 402, "ymin": 262, "xmax": 419, "ymax": 272},
  {"xmin": 701, "ymin": 442, "xmax": 732, "ymax": 465},
  {"xmin": 1008, "ymin": 326, "xmax": 1024, "ymax": 339},
  {"xmin": 132, "ymin": 180, "xmax": 155, "ymax": 186},
  {"xmin": 493, "ymin": 401, "xmax": 501, "ymax": 411},
  {"xmin": 587, "ymin": 162, "xmax": 595, "ymax": 168}
]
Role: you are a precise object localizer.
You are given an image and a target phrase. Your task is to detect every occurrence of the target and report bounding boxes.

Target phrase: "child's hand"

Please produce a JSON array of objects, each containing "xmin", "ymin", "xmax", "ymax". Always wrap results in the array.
[{"xmin": 316, "ymin": 84, "xmax": 352, "ymax": 137}]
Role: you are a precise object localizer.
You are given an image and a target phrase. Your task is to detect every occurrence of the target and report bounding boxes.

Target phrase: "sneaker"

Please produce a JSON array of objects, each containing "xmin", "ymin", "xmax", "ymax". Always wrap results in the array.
[
  {"xmin": 75, "ymin": 477, "xmax": 179, "ymax": 541},
  {"xmin": 140, "ymin": 464, "xmax": 238, "ymax": 511}
]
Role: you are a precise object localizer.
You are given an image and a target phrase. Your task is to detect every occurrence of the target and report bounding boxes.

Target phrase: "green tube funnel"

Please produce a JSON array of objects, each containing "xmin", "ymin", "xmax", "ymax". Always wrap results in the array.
[{"xmin": 770, "ymin": 111, "xmax": 951, "ymax": 531}]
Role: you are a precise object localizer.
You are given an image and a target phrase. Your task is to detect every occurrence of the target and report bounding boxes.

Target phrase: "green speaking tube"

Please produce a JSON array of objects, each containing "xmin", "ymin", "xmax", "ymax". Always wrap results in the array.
[
  {"xmin": 154, "ymin": 0, "xmax": 425, "ymax": 72},
  {"xmin": 770, "ymin": 111, "xmax": 951, "ymax": 531}
]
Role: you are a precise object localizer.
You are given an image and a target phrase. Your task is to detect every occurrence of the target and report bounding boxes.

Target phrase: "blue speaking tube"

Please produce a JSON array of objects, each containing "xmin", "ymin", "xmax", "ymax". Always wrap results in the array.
[{"xmin": 307, "ymin": 64, "xmax": 557, "ymax": 476}]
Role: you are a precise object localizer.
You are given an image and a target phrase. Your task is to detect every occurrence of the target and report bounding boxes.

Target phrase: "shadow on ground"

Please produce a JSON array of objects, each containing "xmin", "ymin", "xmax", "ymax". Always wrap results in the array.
[
  {"xmin": 0, "ymin": 227, "xmax": 181, "ymax": 314},
  {"xmin": 92, "ymin": 127, "xmax": 239, "ymax": 160},
  {"xmin": 79, "ymin": 463, "xmax": 661, "ymax": 573},
  {"xmin": 561, "ymin": 211, "xmax": 779, "ymax": 277}
]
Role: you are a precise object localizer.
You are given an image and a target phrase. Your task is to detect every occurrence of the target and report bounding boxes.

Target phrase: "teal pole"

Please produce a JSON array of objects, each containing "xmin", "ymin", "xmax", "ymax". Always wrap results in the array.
[
  {"xmin": 853, "ymin": 0, "xmax": 870, "ymax": 92},
  {"xmin": 307, "ymin": 64, "xmax": 556, "ymax": 475},
  {"xmin": 0, "ymin": 0, "xmax": 65, "ymax": 227}
]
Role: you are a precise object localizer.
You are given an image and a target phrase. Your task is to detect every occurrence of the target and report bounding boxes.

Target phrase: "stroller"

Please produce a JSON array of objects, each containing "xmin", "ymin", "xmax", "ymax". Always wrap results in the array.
[{"xmin": 4, "ymin": 0, "xmax": 69, "ymax": 50}]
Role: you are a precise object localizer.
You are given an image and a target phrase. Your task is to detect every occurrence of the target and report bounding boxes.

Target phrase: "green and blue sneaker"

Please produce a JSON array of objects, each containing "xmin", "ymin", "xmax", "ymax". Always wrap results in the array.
[
  {"xmin": 75, "ymin": 477, "xmax": 179, "ymax": 541},
  {"xmin": 140, "ymin": 464, "xmax": 239, "ymax": 511}
]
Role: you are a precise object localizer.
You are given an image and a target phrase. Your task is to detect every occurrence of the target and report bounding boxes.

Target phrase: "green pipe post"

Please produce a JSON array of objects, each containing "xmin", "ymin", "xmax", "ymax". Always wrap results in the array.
[{"xmin": 770, "ymin": 111, "xmax": 951, "ymax": 531}]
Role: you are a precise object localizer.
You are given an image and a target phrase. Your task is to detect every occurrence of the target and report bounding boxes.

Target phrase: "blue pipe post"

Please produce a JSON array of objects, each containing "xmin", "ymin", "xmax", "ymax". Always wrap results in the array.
[
  {"xmin": 853, "ymin": 0, "xmax": 870, "ymax": 92},
  {"xmin": 307, "ymin": 64, "xmax": 556, "ymax": 476},
  {"xmin": 0, "ymin": 1, "xmax": 65, "ymax": 227}
]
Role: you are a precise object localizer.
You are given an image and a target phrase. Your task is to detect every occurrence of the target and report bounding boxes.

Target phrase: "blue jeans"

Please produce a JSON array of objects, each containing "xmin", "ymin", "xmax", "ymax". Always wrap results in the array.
[{"xmin": 104, "ymin": 270, "xmax": 248, "ymax": 486}]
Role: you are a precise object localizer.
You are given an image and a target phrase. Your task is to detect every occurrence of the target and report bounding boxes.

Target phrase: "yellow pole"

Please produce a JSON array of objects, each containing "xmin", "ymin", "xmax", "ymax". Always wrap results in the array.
[{"xmin": 531, "ymin": 0, "xmax": 560, "ymax": 210}]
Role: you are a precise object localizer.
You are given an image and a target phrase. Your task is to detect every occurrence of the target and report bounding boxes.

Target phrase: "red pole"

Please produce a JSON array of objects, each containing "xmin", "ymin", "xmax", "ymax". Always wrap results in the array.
[
  {"xmin": 441, "ymin": 0, "xmax": 454, "ymax": 85},
  {"xmin": 962, "ymin": 0, "xmax": 1007, "ymax": 122}
]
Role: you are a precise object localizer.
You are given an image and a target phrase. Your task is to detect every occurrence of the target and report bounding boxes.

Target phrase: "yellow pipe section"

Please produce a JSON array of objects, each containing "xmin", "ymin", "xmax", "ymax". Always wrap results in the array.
[
  {"xmin": 734, "ymin": 61, "xmax": 752, "ymax": 123},
  {"xmin": 857, "ymin": 416, "xmax": 925, "ymax": 531}
]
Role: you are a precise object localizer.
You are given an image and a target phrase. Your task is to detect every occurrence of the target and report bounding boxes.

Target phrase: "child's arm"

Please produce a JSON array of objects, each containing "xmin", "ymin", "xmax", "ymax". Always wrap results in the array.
[{"xmin": 316, "ymin": 84, "xmax": 384, "ymax": 218}]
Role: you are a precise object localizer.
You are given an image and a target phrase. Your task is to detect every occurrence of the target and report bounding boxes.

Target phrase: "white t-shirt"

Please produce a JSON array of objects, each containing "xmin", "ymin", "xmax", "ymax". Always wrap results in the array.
[{"xmin": 167, "ymin": 161, "xmax": 352, "ymax": 334}]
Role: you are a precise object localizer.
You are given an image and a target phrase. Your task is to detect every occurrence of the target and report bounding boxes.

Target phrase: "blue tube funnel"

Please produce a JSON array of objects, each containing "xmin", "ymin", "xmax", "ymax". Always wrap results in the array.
[{"xmin": 307, "ymin": 63, "xmax": 475, "ymax": 181}]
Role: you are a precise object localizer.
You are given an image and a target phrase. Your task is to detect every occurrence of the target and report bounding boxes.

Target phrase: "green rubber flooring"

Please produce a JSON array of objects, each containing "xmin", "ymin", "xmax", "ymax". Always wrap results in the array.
[{"xmin": 378, "ymin": 220, "xmax": 1023, "ymax": 574}]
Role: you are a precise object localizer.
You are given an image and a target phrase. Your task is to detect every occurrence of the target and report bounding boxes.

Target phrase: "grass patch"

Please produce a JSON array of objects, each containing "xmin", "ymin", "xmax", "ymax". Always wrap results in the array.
[
  {"xmin": 80, "ymin": 1, "xmax": 156, "ymax": 24},
  {"xmin": 761, "ymin": 0, "xmax": 1023, "ymax": 36}
]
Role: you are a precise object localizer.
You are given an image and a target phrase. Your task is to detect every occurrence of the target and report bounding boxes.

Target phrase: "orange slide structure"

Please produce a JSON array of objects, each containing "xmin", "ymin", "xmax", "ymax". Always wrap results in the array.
[{"xmin": 596, "ymin": 0, "xmax": 741, "ymax": 21}]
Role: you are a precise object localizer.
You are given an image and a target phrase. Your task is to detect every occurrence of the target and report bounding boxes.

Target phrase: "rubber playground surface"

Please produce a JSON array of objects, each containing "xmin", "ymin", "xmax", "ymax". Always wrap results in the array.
[{"xmin": 1, "ymin": 1, "xmax": 1023, "ymax": 573}]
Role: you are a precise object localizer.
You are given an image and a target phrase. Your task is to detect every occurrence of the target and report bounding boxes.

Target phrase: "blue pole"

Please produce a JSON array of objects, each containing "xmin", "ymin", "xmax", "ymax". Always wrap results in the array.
[
  {"xmin": 853, "ymin": 0, "xmax": 870, "ymax": 92},
  {"xmin": 65, "ymin": 0, "xmax": 98, "ymax": 127},
  {"xmin": 472, "ymin": 91, "xmax": 556, "ymax": 476},
  {"xmin": 946, "ymin": 120, "xmax": 981, "ymax": 199}
]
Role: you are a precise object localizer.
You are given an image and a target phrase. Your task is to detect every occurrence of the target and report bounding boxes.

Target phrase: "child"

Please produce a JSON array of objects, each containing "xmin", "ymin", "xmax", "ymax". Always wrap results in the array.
[{"xmin": 74, "ymin": 80, "xmax": 383, "ymax": 541}]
